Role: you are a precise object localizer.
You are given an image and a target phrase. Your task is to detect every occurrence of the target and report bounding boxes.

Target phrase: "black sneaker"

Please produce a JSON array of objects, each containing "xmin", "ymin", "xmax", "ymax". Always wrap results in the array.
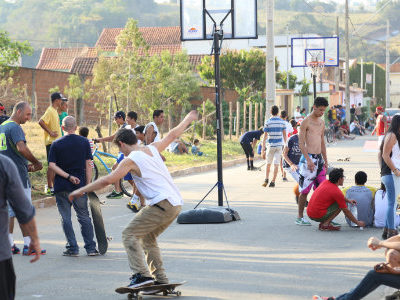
[
  {"xmin": 269, "ymin": 181, "xmax": 275, "ymax": 187},
  {"xmin": 282, "ymin": 177, "xmax": 288, "ymax": 182},
  {"xmin": 247, "ymin": 166, "xmax": 251, "ymax": 170},
  {"xmin": 127, "ymin": 273, "xmax": 154, "ymax": 288},
  {"xmin": 63, "ymin": 249, "xmax": 79, "ymax": 257},
  {"xmin": 141, "ymin": 280, "xmax": 169, "ymax": 295},
  {"xmin": 87, "ymin": 249, "xmax": 100, "ymax": 256}
]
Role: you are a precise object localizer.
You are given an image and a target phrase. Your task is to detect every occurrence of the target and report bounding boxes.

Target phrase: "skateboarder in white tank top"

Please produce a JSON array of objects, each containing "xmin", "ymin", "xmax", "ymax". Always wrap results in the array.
[{"xmin": 69, "ymin": 110, "xmax": 198, "ymax": 289}]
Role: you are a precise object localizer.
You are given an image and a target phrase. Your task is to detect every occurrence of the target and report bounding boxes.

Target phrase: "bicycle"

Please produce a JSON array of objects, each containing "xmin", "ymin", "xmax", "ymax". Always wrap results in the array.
[
  {"xmin": 325, "ymin": 123, "xmax": 337, "ymax": 144},
  {"xmin": 91, "ymin": 143, "xmax": 135, "ymax": 197}
]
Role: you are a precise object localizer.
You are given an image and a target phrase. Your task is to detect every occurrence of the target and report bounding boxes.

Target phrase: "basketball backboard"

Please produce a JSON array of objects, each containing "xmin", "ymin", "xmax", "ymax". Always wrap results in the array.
[
  {"xmin": 180, "ymin": 0, "xmax": 258, "ymax": 41},
  {"xmin": 291, "ymin": 36, "xmax": 339, "ymax": 68}
]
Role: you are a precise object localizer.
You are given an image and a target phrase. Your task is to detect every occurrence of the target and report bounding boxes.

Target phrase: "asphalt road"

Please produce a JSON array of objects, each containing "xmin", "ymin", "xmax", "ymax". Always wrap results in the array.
[{"xmin": 12, "ymin": 135, "xmax": 395, "ymax": 300}]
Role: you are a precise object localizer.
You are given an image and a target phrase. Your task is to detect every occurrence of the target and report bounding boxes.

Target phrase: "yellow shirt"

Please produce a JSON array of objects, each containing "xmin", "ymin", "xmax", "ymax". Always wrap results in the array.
[{"xmin": 40, "ymin": 106, "xmax": 61, "ymax": 145}]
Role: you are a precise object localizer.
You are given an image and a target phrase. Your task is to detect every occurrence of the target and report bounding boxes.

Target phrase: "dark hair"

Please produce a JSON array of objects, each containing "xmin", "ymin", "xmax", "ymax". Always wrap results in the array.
[
  {"xmin": 194, "ymin": 139, "xmax": 199, "ymax": 144},
  {"xmin": 134, "ymin": 125, "xmax": 145, "ymax": 134},
  {"xmin": 314, "ymin": 97, "xmax": 329, "ymax": 108},
  {"xmin": 271, "ymin": 105, "xmax": 279, "ymax": 116},
  {"xmin": 280, "ymin": 110, "xmax": 287, "ymax": 119},
  {"xmin": 300, "ymin": 108, "xmax": 306, "ymax": 113},
  {"xmin": 380, "ymin": 114, "xmax": 400, "ymax": 153},
  {"xmin": 127, "ymin": 111, "xmax": 138, "ymax": 121},
  {"xmin": 114, "ymin": 128, "xmax": 138, "ymax": 146},
  {"xmin": 153, "ymin": 110, "xmax": 164, "ymax": 118},
  {"xmin": 290, "ymin": 119, "xmax": 297, "ymax": 128},
  {"xmin": 342, "ymin": 120, "xmax": 347, "ymax": 125},
  {"xmin": 79, "ymin": 127, "xmax": 89, "ymax": 138},
  {"xmin": 329, "ymin": 168, "xmax": 344, "ymax": 184},
  {"xmin": 355, "ymin": 171, "xmax": 367, "ymax": 185}
]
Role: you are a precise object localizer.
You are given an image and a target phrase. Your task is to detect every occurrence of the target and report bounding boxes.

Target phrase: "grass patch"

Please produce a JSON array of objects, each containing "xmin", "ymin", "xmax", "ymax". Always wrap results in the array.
[{"xmin": 21, "ymin": 121, "xmax": 243, "ymax": 199}]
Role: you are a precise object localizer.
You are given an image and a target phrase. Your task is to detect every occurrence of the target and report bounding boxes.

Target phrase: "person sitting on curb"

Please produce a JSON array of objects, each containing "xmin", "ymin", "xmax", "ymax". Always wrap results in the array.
[
  {"xmin": 167, "ymin": 139, "xmax": 188, "ymax": 154},
  {"xmin": 240, "ymin": 128, "xmax": 264, "ymax": 170},
  {"xmin": 191, "ymin": 139, "xmax": 203, "ymax": 156},
  {"xmin": 313, "ymin": 234, "xmax": 400, "ymax": 300},
  {"xmin": 374, "ymin": 183, "xmax": 400, "ymax": 228},
  {"xmin": 307, "ymin": 168, "xmax": 366, "ymax": 231},
  {"xmin": 342, "ymin": 171, "xmax": 376, "ymax": 227}
]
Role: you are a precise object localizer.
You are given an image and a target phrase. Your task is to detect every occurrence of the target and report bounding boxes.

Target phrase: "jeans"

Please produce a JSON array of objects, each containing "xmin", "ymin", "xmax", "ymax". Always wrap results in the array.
[
  {"xmin": 336, "ymin": 270, "xmax": 400, "ymax": 300},
  {"xmin": 55, "ymin": 191, "xmax": 96, "ymax": 253},
  {"xmin": 381, "ymin": 175, "xmax": 400, "ymax": 230}
]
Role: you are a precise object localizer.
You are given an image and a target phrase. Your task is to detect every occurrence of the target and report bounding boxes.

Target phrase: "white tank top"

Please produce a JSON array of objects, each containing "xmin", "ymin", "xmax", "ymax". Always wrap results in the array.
[
  {"xmin": 391, "ymin": 142, "xmax": 400, "ymax": 171},
  {"xmin": 127, "ymin": 145, "xmax": 183, "ymax": 206},
  {"xmin": 144, "ymin": 122, "xmax": 160, "ymax": 142}
]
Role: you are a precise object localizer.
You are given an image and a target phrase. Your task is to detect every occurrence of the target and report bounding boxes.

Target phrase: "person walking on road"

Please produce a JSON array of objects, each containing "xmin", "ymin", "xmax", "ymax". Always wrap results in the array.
[
  {"xmin": 296, "ymin": 97, "xmax": 329, "ymax": 226},
  {"xmin": 379, "ymin": 114, "xmax": 400, "ymax": 240},
  {"xmin": 239, "ymin": 128, "xmax": 263, "ymax": 170},
  {"xmin": 48, "ymin": 116, "xmax": 99, "ymax": 257},
  {"xmin": 0, "ymin": 102, "xmax": 44, "ymax": 256},
  {"xmin": 38, "ymin": 92, "xmax": 64, "ymax": 195},
  {"xmin": 0, "ymin": 154, "xmax": 41, "ymax": 300},
  {"xmin": 261, "ymin": 105, "xmax": 287, "ymax": 188},
  {"xmin": 372, "ymin": 106, "xmax": 387, "ymax": 146},
  {"xmin": 69, "ymin": 110, "xmax": 198, "ymax": 288}
]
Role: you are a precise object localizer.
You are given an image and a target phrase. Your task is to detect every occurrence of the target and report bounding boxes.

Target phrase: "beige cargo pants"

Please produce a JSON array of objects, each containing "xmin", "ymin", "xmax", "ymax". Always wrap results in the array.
[{"xmin": 122, "ymin": 199, "xmax": 181, "ymax": 283}]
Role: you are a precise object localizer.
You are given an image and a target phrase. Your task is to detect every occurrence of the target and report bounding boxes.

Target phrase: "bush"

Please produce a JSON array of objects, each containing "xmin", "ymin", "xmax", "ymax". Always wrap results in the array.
[{"xmin": 195, "ymin": 123, "xmax": 215, "ymax": 138}]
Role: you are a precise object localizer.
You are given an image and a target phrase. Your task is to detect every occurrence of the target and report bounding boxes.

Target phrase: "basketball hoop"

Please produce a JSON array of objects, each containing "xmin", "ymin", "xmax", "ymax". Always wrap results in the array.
[{"xmin": 306, "ymin": 60, "xmax": 325, "ymax": 77}]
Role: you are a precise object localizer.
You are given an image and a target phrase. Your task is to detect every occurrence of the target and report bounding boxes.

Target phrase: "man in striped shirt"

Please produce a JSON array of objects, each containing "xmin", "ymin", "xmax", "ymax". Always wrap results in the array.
[{"xmin": 261, "ymin": 105, "xmax": 287, "ymax": 187}]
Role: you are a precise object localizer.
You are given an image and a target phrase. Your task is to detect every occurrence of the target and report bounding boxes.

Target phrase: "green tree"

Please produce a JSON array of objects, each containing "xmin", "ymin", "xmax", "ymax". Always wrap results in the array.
[
  {"xmin": 277, "ymin": 71, "xmax": 297, "ymax": 89},
  {"xmin": 0, "ymin": 30, "xmax": 33, "ymax": 72}
]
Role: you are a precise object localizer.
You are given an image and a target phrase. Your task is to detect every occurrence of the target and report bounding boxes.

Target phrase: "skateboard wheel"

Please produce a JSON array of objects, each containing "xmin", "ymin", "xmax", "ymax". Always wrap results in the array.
[
  {"xmin": 137, "ymin": 295, "xmax": 143, "ymax": 300},
  {"xmin": 176, "ymin": 291, "xmax": 182, "ymax": 296},
  {"xmin": 163, "ymin": 291, "xmax": 168, "ymax": 296}
]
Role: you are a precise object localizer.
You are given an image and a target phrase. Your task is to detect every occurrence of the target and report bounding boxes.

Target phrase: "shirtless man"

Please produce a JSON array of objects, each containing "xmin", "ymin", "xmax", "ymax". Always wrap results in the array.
[
  {"xmin": 69, "ymin": 110, "xmax": 198, "ymax": 288},
  {"xmin": 296, "ymin": 97, "xmax": 329, "ymax": 226}
]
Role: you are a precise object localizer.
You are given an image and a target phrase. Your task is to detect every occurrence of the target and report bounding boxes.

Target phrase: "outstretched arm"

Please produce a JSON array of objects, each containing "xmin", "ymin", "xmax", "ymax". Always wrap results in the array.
[{"xmin": 152, "ymin": 111, "xmax": 198, "ymax": 153}]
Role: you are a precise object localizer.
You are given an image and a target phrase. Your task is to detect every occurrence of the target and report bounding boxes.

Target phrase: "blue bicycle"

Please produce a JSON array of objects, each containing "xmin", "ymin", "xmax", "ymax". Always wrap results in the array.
[{"xmin": 92, "ymin": 144, "xmax": 135, "ymax": 197}]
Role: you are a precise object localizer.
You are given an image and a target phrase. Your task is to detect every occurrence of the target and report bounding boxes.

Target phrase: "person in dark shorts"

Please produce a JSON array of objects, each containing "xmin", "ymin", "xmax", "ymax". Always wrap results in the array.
[
  {"xmin": 307, "ymin": 168, "xmax": 365, "ymax": 231},
  {"xmin": 48, "ymin": 116, "xmax": 99, "ymax": 256},
  {"xmin": 239, "ymin": 128, "xmax": 263, "ymax": 170},
  {"xmin": 0, "ymin": 155, "xmax": 41, "ymax": 300}
]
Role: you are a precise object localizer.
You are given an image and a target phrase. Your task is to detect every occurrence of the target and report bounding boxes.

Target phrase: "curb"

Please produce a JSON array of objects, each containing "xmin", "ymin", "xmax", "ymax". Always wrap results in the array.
[{"xmin": 32, "ymin": 156, "xmax": 258, "ymax": 209}]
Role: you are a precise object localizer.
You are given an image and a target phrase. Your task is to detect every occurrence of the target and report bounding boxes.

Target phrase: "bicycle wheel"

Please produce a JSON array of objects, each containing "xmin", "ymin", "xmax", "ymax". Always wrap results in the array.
[
  {"xmin": 120, "ymin": 179, "xmax": 134, "ymax": 197},
  {"xmin": 92, "ymin": 163, "xmax": 99, "ymax": 181}
]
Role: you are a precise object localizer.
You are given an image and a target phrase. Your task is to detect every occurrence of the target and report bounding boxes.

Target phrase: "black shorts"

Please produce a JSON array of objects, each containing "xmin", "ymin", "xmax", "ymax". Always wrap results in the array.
[
  {"xmin": 0, "ymin": 258, "xmax": 16, "ymax": 300},
  {"xmin": 46, "ymin": 144, "xmax": 51, "ymax": 162},
  {"xmin": 240, "ymin": 142, "xmax": 254, "ymax": 158}
]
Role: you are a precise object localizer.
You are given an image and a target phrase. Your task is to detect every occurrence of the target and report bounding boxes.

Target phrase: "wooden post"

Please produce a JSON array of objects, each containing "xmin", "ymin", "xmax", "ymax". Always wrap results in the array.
[
  {"xmin": 229, "ymin": 101, "xmax": 232, "ymax": 140},
  {"xmin": 255, "ymin": 102, "xmax": 259, "ymax": 130},
  {"xmin": 202, "ymin": 101, "xmax": 206, "ymax": 139},
  {"xmin": 236, "ymin": 101, "xmax": 240, "ymax": 138},
  {"xmin": 249, "ymin": 102, "xmax": 253, "ymax": 131},
  {"xmin": 259, "ymin": 102, "xmax": 263, "ymax": 126},
  {"xmin": 168, "ymin": 98, "xmax": 172, "ymax": 131},
  {"xmin": 95, "ymin": 125, "xmax": 107, "ymax": 153},
  {"xmin": 243, "ymin": 102, "xmax": 247, "ymax": 134}
]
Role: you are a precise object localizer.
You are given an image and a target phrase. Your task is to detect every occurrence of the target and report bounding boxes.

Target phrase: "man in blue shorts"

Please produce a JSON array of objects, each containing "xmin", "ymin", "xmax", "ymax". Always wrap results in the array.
[{"xmin": 0, "ymin": 101, "xmax": 45, "ymax": 256}]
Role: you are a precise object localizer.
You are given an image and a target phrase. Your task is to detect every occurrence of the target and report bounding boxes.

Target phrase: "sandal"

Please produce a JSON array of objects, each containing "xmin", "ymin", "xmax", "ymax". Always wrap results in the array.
[
  {"xmin": 388, "ymin": 229, "xmax": 399, "ymax": 239},
  {"xmin": 319, "ymin": 223, "xmax": 341, "ymax": 231}
]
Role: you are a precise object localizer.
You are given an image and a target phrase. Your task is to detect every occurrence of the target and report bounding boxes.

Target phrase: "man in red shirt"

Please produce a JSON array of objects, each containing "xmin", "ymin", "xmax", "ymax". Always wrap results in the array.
[
  {"xmin": 372, "ymin": 106, "xmax": 387, "ymax": 146},
  {"xmin": 307, "ymin": 168, "xmax": 366, "ymax": 231}
]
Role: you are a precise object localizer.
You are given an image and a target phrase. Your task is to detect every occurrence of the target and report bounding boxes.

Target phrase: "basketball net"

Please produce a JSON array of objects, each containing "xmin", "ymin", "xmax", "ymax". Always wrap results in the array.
[{"xmin": 306, "ymin": 60, "xmax": 325, "ymax": 78}]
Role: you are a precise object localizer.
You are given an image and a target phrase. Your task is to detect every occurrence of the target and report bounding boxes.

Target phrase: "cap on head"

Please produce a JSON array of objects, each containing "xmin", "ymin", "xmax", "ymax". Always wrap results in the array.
[
  {"xmin": 0, "ymin": 102, "xmax": 4, "ymax": 111},
  {"xmin": 114, "ymin": 111, "xmax": 126, "ymax": 120},
  {"xmin": 51, "ymin": 92, "xmax": 67, "ymax": 103},
  {"xmin": 376, "ymin": 106, "xmax": 383, "ymax": 112}
]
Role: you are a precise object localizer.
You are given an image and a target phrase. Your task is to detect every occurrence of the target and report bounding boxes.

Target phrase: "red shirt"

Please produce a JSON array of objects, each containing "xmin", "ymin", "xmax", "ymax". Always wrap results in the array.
[
  {"xmin": 288, "ymin": 129, "xmax": 298, "ymax": 137},
  {"xmin": 376, "ymin": 115, "xmax": 385, "ymax": 136},
  {"xmin": 307, "ymin": 180, "xmax": 347, "ymax": 219}
]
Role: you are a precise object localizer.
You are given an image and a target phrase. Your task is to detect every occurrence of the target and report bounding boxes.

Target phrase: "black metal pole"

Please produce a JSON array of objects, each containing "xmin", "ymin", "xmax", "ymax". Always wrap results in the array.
[
  {"xmin": 213, "ymin": 29, "xmax": 224, "ymax": 207},
  {"xmin": 313, "ymin": 74, "xmax": 317, "ymax": 100}
]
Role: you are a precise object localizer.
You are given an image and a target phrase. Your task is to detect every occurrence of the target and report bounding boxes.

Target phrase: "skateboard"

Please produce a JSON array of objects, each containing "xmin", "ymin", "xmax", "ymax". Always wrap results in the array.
[
  {"xmin": 87, "ymin": 192, "xmax": 108, "ymax": 254},
  {"xmin": 115, "ymin": 282, "xmax": 185, "ymax": 300},
  {"xmin": 386, "ymin": 290, "xmax": 400, "ymax": 300}
]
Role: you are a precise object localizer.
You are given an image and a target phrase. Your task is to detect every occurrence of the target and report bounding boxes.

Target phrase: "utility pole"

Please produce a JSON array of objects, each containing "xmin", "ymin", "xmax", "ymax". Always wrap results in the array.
[
  {"xmin": 335, "ymin": 16, "xmax": 340, "ymax": 94},
  {"xmin": 360, "ymin": 57, "xmax": 364, "ymax": 92},
  {"xmin": 373, "ymin": 62, "xmax": 376, "ymax": 99},
  {"xmin": 386, "ymin": 20, "xmax": 391, "ymax": 108},
  {"xmin": 286, "ymin": 24, "xmax": 290, "ymax": 90},
  {"xmin": 345, "ymin": 0, "xmax": 350, "ymax": 124},
  {"xmin": 266, "ymin": 0, "xmax": 275, "ymax": 120}
]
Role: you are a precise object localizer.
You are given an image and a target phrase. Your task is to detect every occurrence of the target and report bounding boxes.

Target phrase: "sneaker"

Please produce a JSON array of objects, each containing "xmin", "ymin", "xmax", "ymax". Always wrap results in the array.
[
  {"xmin": 127, "ymin": 273, "xmax": 154, "ymax": 289},
  {"xmin": 247, "ymin": 166, "xmax": 251, "ymax": 170},
  {"xmin": 313, "ymin": 296, "xmax": 335, "ymax": 300},
  {"xmin": 11, "ymin": 244, "xmax": 20, "ymax": 255},
  {"xmin": 319, "ymin": 223, "xmax": 341, "ymax": 231},
  {"xmin": 23, "ymin": 245, "xmax": 46, "ymax": 256},
  {"xmin": 46, "ymin": 189, "xmax": 54, "ymax": 196},
  {"xmin": 250, "ymin": 166, "xmax": 260, "ymax": 171},
  {"xmin": 282, "ymin": 177, "xmax": 288, "ymax": 182},
  {"xmin": 107, "ymin": 191, "xmax": 123, "ymax": 199},
  {"xmin": 87, "ymin": 250, "xmax": 100, "ymax": 256},
  {"xmin": 331, "ymin": 221, "xmax": 341, "ymax": 227},
  {"xmin": 141, "ymin": 280, "xmax": 168, "ymax": 295},
  {"xmin": 262, "ymin": 179, "xmax": 269, "ymax": 187},
  {"xmin": 269, "ymin": 181, "xmax": 275, "ymax": 187},
  {"xmin": 62, "ymin": 249, "xmax": 79, "ymax": 257},
  {"xmin": 127, "ymin": 203, "xmax": 140, "ymax": 213},
  {"xmin": 295, "ymin": 217, "xmax": 312, "ymax": 226}
]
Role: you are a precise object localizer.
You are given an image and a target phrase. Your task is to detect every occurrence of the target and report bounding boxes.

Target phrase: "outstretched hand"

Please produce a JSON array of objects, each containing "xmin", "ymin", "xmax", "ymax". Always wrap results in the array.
[{"xmin": 186, "ymin": 110, "xmax": 198, "ymax": 123}]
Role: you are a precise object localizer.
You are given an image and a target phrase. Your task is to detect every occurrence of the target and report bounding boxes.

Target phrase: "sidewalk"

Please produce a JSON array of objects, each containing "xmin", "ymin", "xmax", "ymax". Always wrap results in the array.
[{"xmin": 12, "ymin": 135, "xmax": 391, "ymax": 300}]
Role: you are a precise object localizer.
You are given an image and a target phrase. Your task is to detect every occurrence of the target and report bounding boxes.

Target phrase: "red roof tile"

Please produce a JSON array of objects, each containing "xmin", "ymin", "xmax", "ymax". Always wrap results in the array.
[
  {"xmin": 70, "ymin": 57, "xmax": 99, "ymax": 75},
  {"xmin": 96, "ymin": 26, "xmax": 181, "ymax": 50},
  {"xmin": 36, "ymin": 47, "xmax": 97, "ymax": 71}
]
